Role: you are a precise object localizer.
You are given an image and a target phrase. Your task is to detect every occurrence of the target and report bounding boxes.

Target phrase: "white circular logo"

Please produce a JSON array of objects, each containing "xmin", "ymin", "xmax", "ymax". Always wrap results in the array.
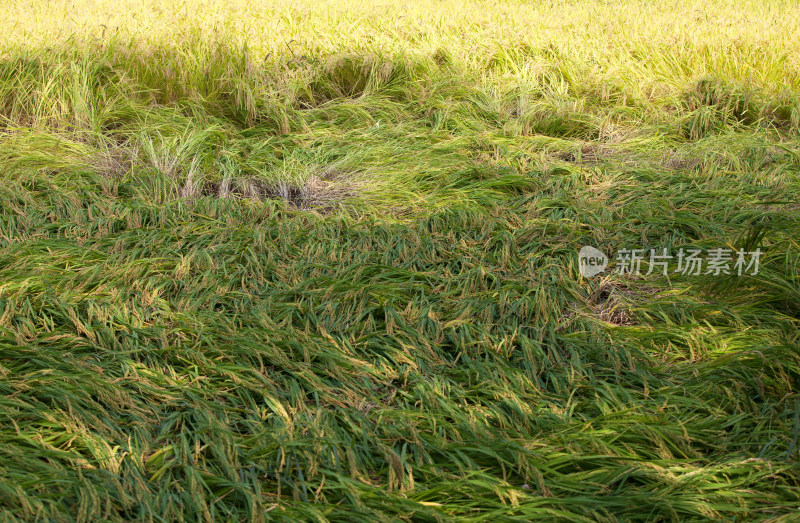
[{"xmin": 579, "ymin": 246, "xmax": 608, "ymax": 277}]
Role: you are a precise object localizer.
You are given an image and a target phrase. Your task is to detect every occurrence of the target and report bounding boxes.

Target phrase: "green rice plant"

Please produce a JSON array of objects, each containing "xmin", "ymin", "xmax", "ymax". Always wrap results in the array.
[{"xmin": 0, "ymin": 0, "xmax": 799, "ymax": 520}]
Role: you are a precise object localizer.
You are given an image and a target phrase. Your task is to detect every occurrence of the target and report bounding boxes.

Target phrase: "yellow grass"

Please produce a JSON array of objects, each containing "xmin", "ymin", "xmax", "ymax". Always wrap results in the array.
[{"xmin": 4, "ymin": 0, "xmax": 799, "ymax": 92}]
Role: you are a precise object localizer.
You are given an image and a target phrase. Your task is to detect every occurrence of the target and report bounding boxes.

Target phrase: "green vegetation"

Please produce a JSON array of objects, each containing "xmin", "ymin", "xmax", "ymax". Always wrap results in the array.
[{"xmin": 1, "ymin": 0, "xmax": 799, "ymax": 520}]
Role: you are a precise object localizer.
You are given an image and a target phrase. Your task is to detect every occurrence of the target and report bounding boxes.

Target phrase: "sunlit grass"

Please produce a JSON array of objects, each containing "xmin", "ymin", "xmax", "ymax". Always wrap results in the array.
[{"xmin": 0, "ymin": 0, "xmax": 799, "ymax": 521}]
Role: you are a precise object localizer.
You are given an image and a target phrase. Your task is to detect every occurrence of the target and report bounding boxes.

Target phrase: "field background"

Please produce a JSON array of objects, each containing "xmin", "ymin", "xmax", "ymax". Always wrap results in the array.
[{"xmin": 1, "ymin": 0, "xmax": 799, "ymax": 521}]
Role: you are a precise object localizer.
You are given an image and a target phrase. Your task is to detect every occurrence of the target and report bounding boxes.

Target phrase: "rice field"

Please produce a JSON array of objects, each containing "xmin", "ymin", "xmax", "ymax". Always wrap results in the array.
[{"xmin": 1, "ymin": 0, "xmax": 799, "ymax": 520}]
